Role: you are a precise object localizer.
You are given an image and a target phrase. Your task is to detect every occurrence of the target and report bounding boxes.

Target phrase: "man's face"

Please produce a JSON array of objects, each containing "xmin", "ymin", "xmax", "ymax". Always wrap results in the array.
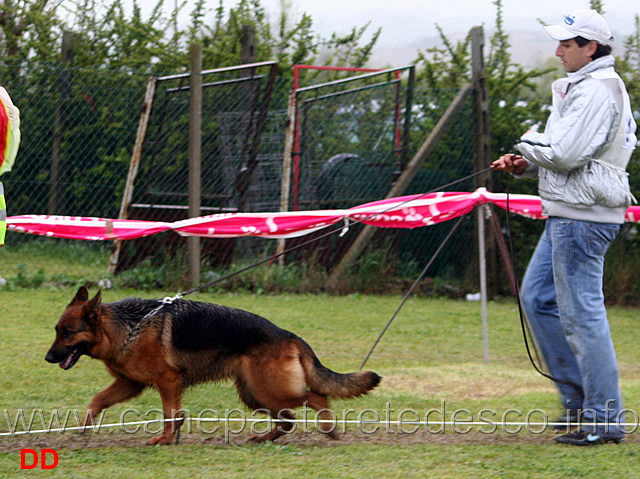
[{"xmin": 555, "ymin": 38, "xmax": 595, "ymax": 73}]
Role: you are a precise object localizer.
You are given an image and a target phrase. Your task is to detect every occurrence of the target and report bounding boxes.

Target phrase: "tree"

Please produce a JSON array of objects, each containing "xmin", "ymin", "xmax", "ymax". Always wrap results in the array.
[
  {"xmin": 0, "ymin": 0, "xmax": 380, "ymax": 75},
  {"xmin": 591, "ymin": 0, "xmax": 605, "ymax": 14},
  {"xmin": 69, "ymin": 0, "xmax": 173, "ymax": 71},
  {"xmin": 620, "ymin": 14, "xmax": 640, "ymax": 101},
  {"xmin": 0, "ymin": 0, "xmax": 63, "ymax": 60},
  {"xmin": 413, "ymin": 0, "xmax": 551, "ymax": 168}
]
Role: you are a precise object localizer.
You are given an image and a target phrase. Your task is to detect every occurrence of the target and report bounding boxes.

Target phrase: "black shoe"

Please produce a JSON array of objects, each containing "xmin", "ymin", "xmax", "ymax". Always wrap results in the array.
[
  {"xmin": 555, "ymin": 430, "xmax": 625, "ymax": 446},
  {"xmin": 552, "ymin": 410, "xmax": 580, "ymax": 431}
]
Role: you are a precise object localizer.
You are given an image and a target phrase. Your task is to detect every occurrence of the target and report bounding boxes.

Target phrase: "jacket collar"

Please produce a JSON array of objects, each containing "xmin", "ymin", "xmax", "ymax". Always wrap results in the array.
[{"xmin": 566, "ymin": 55, "xmax": 615, "ymax": 84}]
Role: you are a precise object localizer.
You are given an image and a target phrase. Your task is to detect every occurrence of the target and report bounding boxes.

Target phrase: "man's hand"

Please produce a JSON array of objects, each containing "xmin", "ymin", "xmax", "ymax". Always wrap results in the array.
[{"xmin": 491, "ymin": 154, "xmax": 528, "ymax": 175}]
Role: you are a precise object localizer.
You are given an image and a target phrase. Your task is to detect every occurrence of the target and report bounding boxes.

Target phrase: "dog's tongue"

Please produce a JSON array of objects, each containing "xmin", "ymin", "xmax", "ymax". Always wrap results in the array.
[{"xmin": 59, "ymin": 353, "xmax": 73, "ymax": 370}]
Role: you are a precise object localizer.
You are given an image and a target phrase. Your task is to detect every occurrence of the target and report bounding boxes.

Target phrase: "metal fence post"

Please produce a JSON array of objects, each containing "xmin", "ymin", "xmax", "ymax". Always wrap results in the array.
[{"xmin": 471, "ymin": 26, "xmax": 491, "ymax": 364}]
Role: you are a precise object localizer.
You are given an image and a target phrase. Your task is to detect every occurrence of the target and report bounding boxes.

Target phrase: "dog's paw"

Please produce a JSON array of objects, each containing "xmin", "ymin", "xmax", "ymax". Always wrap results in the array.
[
  {"xmin": 245, "ymin": 434, "xmax": 265, "ymax": 443},
  {"xmin": 325, "ymin": 428, "xmax": 340, "ymax": 440},
  {"xmin": 147, "ymin": 435, "xmax": 174, "ymax": 446},
  {"xmin": 244, "ymin": 433, "xmax": 276, "ymax": 444}
]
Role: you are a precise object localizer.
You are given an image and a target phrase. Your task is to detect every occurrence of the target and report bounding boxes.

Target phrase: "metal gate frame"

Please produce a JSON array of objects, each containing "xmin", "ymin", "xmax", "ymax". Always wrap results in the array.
[
  {"xmin": 108, "ymin": 60, "xmax": 279, "ymax": 274},
  {"xmin": 277, "ymin": 65, "xmax": 415, "ymax": 261}
]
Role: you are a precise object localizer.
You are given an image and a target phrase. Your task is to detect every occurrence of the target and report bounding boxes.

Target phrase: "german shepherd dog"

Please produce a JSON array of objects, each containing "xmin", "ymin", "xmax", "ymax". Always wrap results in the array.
[{"xmin": 45, "ymin": 287, "xmax": 381, "ymax": 445}]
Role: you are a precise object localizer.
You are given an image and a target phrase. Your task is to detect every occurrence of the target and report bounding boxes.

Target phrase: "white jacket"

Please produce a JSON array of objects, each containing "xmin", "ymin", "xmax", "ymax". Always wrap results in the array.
[{"xmin": 515, "ymin": 55, "xmax": 637, "ymax": 224}]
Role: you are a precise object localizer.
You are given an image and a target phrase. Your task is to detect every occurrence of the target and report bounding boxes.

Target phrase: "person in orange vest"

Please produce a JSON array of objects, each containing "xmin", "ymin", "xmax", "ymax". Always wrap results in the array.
[{"xmin": 0, "ymin": 86, "xmax": 21, "ymax": 246}]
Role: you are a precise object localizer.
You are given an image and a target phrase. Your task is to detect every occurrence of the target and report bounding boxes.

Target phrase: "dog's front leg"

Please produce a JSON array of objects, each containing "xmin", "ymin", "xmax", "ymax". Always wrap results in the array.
[
  {"xmin": 147, "ymin": 371, "xmax": 184, "ymax": 446},
  {"xmin": 84, "ymin": 377, "xmax": 145, "ymax": 429}
]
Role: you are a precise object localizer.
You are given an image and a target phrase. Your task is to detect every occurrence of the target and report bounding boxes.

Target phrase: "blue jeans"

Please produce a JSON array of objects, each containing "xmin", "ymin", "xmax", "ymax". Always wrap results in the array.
[{"xmin": 520, "ymin": 217, "xmax": 624, "ymax": 434}]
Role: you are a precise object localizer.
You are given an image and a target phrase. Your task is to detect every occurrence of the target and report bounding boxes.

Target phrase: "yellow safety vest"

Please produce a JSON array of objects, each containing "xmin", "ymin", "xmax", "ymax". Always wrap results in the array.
[
  {"xmin": 0, "ymin": 182, "xmax": 5, "ymax": 246},
  {"xmin": 0, "ymin": 87, "xmax": 20, "ymax": 246}
]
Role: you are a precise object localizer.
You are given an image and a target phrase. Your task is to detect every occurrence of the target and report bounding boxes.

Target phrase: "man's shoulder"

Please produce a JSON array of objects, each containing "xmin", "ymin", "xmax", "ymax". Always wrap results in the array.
[{"xmin": 567, "ymin": 74, "xmax": 611, "ymax": 101}]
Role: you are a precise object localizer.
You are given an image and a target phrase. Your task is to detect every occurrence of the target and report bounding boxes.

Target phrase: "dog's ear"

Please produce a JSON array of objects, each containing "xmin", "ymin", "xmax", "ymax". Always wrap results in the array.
[
  {"xmin": 88, "ymin": 289, "xmax": 102, "ymax": 311},
  {"xmin": 70, "ymin": 286, "xmax": 89, "ymax": 305},
  {"xmin": 85, "ymin": 289, "xmax": 103, "ymax": 325}
]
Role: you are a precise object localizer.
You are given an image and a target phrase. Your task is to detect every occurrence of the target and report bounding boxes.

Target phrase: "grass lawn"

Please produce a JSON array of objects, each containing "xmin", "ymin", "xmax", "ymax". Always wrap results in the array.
[{"xmin": 1, "ymin": 288, "xmax": 639, "ymax": 477}]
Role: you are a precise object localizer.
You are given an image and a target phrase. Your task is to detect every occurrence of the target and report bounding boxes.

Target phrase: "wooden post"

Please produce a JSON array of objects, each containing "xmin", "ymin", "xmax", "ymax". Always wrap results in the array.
[
  {"xmin": 108, "ymin": 76, "xmax": 157, "ymax": 274},
  {"xmin": 471, "ymin": 26, "xmax": 495, "ymax": 292},
  {"xmin": 241, "ymin": 24, "xmax": 256, "ymax": 64},
  {"xmin": 188, "ymin": 44, "xmax": 202, "ymax": 288},
  {"xmin": 275, "ymin": 90, "xmax": 297, "ymax": 264},
  {"xmin": 471, "ymin": 26, "xmax": 492, "ymax": 190},
  {"xmin": 49, "ymin": 31, "xmax": 74, "ymax": 215}
]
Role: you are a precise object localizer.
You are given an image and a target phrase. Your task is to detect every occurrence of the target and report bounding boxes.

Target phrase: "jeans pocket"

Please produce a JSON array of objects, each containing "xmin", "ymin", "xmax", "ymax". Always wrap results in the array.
[{"xmin": 585, "ymin": 223, "xmax": 619, "ymax": 256}]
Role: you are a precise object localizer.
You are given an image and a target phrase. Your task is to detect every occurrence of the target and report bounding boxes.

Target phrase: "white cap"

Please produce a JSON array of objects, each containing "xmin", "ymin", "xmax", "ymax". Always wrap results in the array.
[{"xmin": 544, "ymin": 9, "xmax": 613, "ymax": 46}]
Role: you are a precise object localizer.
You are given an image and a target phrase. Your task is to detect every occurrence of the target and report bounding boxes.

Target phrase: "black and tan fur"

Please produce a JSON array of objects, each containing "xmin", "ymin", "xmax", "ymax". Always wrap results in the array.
[{"xmin": 45, "ymin": 286, "xmax": 381, "ymax": 444}]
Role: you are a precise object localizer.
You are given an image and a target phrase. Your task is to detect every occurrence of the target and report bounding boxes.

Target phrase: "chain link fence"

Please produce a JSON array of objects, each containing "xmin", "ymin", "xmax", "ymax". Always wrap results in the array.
[
  {"xmin": 114, "ymin": 62, "xmax": 284, "ymax": 273},
  {"xmin": 2, "ymin": 63, "xmax": 145, "ymax": 218},
  {"xmin": 0, "ymin": 63, "xmax": 147, "ymax": 287},
  {"xmin": 281, "ymin": 68, "xmax": 477, "ymax": 287},
  {"xmin": 0, "ymin": 60, "xmax": 479, "ymax": 295},
  {"xmin": 1, "ymin": 59, "xmax": 638, "ymax": 303}
]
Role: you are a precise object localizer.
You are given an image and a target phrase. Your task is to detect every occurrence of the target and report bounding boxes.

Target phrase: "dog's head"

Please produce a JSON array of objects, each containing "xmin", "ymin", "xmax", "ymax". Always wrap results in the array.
[{"xmin": 45, "ymin": 286, "xmax": 103, "ymax": 370}]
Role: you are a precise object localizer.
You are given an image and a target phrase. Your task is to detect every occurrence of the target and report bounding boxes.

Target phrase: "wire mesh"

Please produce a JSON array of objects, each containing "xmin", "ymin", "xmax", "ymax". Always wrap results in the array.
[
  {"xmin": 0, "ymin": 62, "xmax": 479, "ymax": 293},
  {"xmin": 294, "ymin": 70, "xmax": 410, "ymax": 210},
  {"xmin": 2, "ymin": 63, "xmax": 144, "ymax": 218},
  {"xmin": 0, "ymin": 63, "xmax": 147, "ymax": 287},
  {"xmin": 115, "ymin": 63, "xmax": 285, "ymax": 272},
  {"xmin": 2, "ymin": 60, "xmax": 636, "ymax": 303},
  {"xmin": 281, "ymin": 70, "xmax": 477, "ymax": 282}
]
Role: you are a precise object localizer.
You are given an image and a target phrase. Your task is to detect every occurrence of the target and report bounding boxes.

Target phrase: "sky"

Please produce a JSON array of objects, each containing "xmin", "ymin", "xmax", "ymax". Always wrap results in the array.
[
  {"xmin": 269, "ymin": 0, "xmax": 635, "ymax": 46},
  {"xmin": 129, "ymin": 0, "xmax": 638, "ymax": 66}
]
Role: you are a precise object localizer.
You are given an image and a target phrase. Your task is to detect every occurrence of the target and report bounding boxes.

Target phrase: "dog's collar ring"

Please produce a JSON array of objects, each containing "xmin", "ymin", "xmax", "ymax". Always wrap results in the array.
[{"xmin": 161, "ymin": 293, "xmax": 183, "ymax": 305}]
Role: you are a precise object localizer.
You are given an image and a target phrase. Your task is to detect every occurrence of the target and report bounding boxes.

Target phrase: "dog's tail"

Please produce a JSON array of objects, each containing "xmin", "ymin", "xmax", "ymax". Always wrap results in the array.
[{"xmin": 297, "ymin": 340, "xmax": 381, "ymax": 399}]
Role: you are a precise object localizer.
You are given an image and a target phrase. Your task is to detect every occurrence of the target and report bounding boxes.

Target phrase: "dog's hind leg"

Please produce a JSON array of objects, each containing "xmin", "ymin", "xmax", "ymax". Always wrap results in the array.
[
  {"xmin": 237, "ymin": 351, "xmax": 305, "ymax": 443},
  {"xmin": 246, "ymin": 409, "xmax": 296, "ymax": 443},
  {"xmin": 235, "ymin": 374, "xmax": 298, "ymax": 443},
  {"xmin": 304, "ymin": 391, "xmax": 339, "ymax": 439},
  {"xmin": 84, "ymin": 377, "xmax": 145, "ymax": 429},
  {"xmin": 147, "ymin": 370, "xmax": 184, "ymax": 446}
]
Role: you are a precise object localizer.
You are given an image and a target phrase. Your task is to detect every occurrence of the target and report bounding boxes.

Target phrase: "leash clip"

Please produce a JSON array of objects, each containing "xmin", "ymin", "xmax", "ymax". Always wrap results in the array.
[
  {"xmin": 340, "ymin": 218, "xmax": 350, "ymax": 237},
  {"xmin": 161, "ymin": 293, "xmax": 183, "ymax": 304},
  {"xmin": 143, "ymin": 293, "xmax": 183, "ymax": 320}
]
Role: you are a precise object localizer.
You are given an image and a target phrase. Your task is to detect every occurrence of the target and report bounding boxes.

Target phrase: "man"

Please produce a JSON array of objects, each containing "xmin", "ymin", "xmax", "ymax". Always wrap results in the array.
[{"xmin": 492, "ymin": 9, "xmax": 636, "ymax": 446}]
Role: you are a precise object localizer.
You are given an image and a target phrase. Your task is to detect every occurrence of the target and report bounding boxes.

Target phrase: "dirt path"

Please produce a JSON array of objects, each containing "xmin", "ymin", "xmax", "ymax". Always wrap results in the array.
[{"xmin": 2, "ymin": 424, "xmax": 637, "ymax": 452}]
